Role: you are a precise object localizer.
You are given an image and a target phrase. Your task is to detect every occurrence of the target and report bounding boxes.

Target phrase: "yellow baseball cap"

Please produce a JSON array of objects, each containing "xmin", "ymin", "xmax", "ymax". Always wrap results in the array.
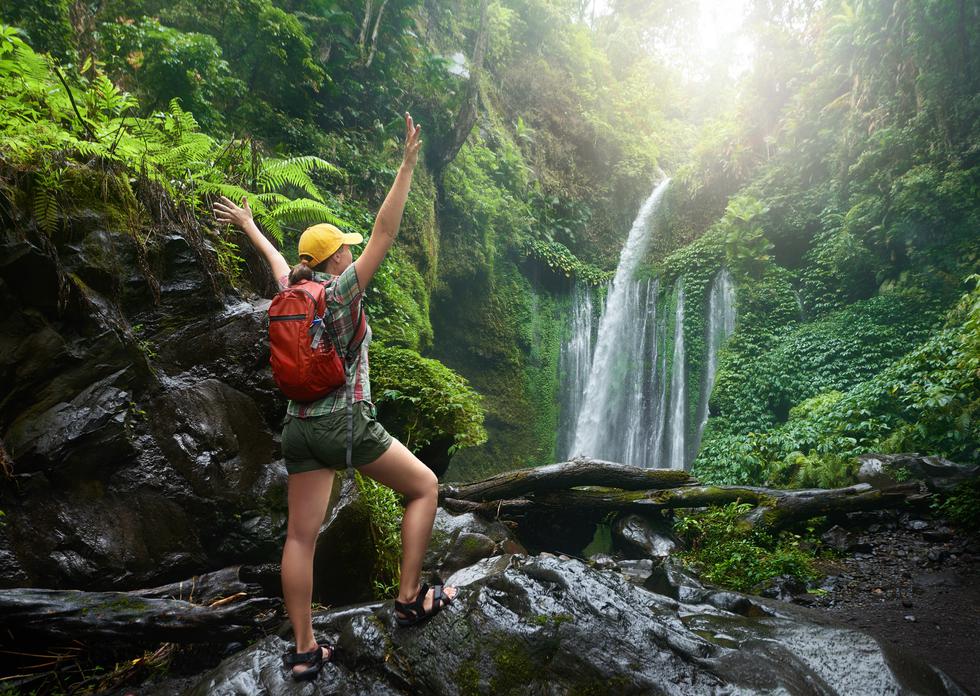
[{"xmin": 297, "ymin": 223, "xmax": 363, "ymax": 266}]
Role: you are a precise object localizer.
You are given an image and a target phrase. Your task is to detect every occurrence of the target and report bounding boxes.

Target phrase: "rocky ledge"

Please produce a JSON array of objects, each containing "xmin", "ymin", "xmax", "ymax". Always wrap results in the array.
[{"xmin": 124, "ymin": 551, "xmax": 970, "ymax": 696}]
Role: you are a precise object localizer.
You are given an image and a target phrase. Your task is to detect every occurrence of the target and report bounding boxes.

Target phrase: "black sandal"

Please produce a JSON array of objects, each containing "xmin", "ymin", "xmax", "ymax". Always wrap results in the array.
[
  {"xmin": 394, "ymin": 582, "xmax": 454, "ymax": 627},
  {"xmin": 281, "ymin": 641, "xmax": 334, "ymax": 682}
]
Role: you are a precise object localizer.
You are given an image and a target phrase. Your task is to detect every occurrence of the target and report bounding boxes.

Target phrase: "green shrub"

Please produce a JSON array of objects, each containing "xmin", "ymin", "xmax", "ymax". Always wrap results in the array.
[
  {"xmin": 365, "ymin": 247, "xmax": 433, "ymax": 351},
  {"xmin": 522, "ymin": 239, "xmax": 610, "ymax": 286},
  {"xmin": 694, "ymin": 277, "xmax": 979, "ymax": 486},
  {"xmin": 353, "ymin": 471, "xmax": 402, "ymax": 598},
  {"xmin": 370, "ymin": 344, "xmax": 487, "ymax": 456},
  {"xmin": 674, "ymin": 502, "xmax": 819, "ymax": 592},
  {"xmin": 932, "ymin": 479, "xmax": 980, "ymax": 533},
  {"xmin": 97, "ymin": 17, "xmax": 244, "ymax": 132}
]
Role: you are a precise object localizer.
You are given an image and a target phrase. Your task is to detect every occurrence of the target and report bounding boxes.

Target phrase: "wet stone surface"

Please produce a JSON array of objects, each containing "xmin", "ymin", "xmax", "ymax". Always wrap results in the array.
[
  {"xmin": 786, "ymin": 510, "xmax": 980, "ymax": 692},
  {"xmin": 126, "ymin": 553, "xmax": 969, "ymax": 696}
]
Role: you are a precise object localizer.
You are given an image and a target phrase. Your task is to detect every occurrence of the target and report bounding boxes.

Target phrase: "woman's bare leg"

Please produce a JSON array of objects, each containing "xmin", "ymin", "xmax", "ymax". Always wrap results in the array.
[
  {"xmin": 281, "ymin": 467, "xmax": 335, "ymax": 672},
  {"xmin": 358, "ymin": 438, "xmax": 457, "ymax": 610}
]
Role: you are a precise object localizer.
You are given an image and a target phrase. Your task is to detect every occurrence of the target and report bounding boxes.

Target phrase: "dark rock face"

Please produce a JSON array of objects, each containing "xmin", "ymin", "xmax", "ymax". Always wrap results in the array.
[
  {"xmin": 146, "ymin": 554, "xmax": 968, "ymax": 696},
  {"xmin": 0, "ymin": 226, "xmax": 297, "ymax": 591},
  {"xmin": 312, "ymin": 474, "xmax": 379, "ymax": 607}
]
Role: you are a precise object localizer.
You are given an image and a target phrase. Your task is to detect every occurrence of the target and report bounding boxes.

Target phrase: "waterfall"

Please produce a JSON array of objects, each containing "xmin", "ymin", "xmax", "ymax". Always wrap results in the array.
[
  {"xmin": 692, "ymin": 268, "xmax": 736, "ymax": 456},
  {"xmin": 561, "ymin": 176, "xmax": 736, "ymax": 470},
  {"xmin": 570, "ymin": 179, "xmax": 669, "ymax": 461},
  {"xmin": 666, "ymin": 280, "xmax": 686, "ymax": 470},
  {"xmin": 557, "ymin": 283, "xmax": 595, "ymax": 459},
  {"xmin": 645, "ymin": 304, "xmax": 669, "ymax": 468},
  {"xmin": 792, "ymin": 287, "xmax": 805, "ymax": 321}
]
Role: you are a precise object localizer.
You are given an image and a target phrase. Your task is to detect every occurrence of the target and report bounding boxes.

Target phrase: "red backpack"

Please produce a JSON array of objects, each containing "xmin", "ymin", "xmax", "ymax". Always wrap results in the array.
[{"xmin": 268, "ymin": 279, "xmax": 365, "ymax": 402}]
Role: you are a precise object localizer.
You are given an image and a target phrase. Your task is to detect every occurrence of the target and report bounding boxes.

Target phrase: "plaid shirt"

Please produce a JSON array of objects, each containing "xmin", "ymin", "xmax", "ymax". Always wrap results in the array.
[{"xmin": 278, "ymin": 264, "xmax": 374, "ymax": 418}]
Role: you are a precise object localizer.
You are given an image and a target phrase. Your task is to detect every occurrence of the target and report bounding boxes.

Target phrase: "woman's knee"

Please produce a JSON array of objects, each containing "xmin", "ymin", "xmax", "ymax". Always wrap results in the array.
[
  {"xmin": 285, "ymin": 525, "xmax": 320, "ymax": 548},
  {"xmin": 405, "ymin": 466, "xmax": 438, "ymax": 502}
]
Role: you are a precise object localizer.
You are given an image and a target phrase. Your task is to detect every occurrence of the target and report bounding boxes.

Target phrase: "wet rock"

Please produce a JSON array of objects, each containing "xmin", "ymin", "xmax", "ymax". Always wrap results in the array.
[
  {"xmin": 4, "ymin": 369, "xmax": 134, "ymax": 476},
  {"xmin": 755, "ymin": 574, "xmax": 807, "ymax": 601},
  {"xmin": 616, "ymin": 558, "xmax": 654, "ymax": 586},
  {"xmin": 423, "ymin": 509, "xmax": 526, "ymax": 580},
  {"xmin": 822, "ymin": 524, "xmax": 856, "ymax": 551},
  {"xmin": 923, "ymin": 527, "xmax": 954, "ymax": 543},
  {"xmin": 587, "ymin": 552, "xmax": 617, "ymax": 570},
  {"xmin": 0, "ymin": 228, "xmax": 290, "ymax": 591},
  {"xmin": 157, "ymin": 554, "xmax": 966, "ymax": 696},
  {"xmin": 645, "ymin": 556, "xmax": 708, "ymax": 603},
  {"xmin": 612, "ymin": 513, "xmax": 677, "ymax": 558}
]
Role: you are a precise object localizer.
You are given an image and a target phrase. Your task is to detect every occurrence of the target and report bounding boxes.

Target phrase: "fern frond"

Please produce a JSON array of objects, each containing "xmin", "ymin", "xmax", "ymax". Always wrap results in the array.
[
  {"xmin": 257, "ymin": 155, "xmax": 338, "ymax": 200},
  {"xmin": 74, "ymin": 139, "xmax": 112, "ymax": 158},
  {"xmin": 268, "ymin": 197, "xmax": 346, "ymax": 229},
  {"xmin": 253, "ymin": 209, "xmax": 283, "ymax": 243},
  {"xmin": 164, "ymin": 98, "xmax": 199, "ymax": 137},
  {"xmin": 254, "ymin": 192, "xmax": 289, "ymax": 206},
  {"xmin": 32, "ymin": 185, "xmax": 60, "ymax": 235},
  {"xmin": 152, "ymin": 133, "xmax": 215, "ymax": 171},
  {"xmin": 197, "ymin": 181, "xmax": 262, "ymax": 209}
]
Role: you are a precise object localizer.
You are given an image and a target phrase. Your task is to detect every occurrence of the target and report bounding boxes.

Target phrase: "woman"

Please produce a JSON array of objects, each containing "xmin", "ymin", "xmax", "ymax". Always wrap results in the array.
[{"xmin": 213, "ymin": 113, "xmax": 456, "ymax": 682}]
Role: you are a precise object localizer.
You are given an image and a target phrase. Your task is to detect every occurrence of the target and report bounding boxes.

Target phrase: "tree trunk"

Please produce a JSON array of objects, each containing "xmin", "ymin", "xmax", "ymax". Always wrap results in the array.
[
  {"xmin": 442, "ymin": 460, "xmax": 926, "ymax": 533},
  {"xmin": 364, "ymin": 0, "xmax": 390, "ymax": 69},
  {"xmin": 358, "ymin": 0, "xmax": 374, "ymax": 52},
  {"xmin": 127, "ymin": 565, "xmax": 265, "ymax": 606},
  {"xmin": 0, "ymin": 581, "xmax": 280, "ymax": 649},
  {"xmin": 440, "ymin": 459, "xmax": 693, "ymax": 502},
  {"xmin": 431, "ymin": 0, "xmax": 490, "ymax": 175}
]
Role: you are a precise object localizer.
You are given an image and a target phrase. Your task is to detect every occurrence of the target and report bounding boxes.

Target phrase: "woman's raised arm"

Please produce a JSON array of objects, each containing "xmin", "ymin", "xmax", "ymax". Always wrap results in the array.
[
  {"xmin": 212, "ymin": 195, "xmax": 290, "ymax": 280},
  {"xmin": 353, "ymin": 112, "xmax": 422, "ymax": 292}
]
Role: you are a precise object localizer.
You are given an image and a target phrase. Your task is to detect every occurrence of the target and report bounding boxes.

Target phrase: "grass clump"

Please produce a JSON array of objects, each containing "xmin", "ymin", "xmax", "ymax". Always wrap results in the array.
[{"xmin": 354, "ymin": 471, "xmax": 403, "ymax": 599}]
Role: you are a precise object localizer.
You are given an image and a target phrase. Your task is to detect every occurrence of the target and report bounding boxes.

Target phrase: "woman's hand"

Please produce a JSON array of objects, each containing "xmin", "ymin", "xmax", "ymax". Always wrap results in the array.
[
  {"xmin": 401, "ymin": 112, "xmax": 422, "ymax": 170},
  {"xmin": 213, "ymin": 194, "xmax": 289, "ymax": 278},
  {"xmin": 213, "ymin": 195, "xmax": 254, "ymax": 229}
]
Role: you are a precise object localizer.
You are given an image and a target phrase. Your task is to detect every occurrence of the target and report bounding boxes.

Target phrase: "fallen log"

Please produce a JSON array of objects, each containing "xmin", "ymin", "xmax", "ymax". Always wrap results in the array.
[
  {"xmin": 128, "ymin": 565, "xmax": 264, "ymax": 606},
  {"xmin": 0, "ymin": 587, "xmax": 281, "ymax": 649},
  {"xmin": 444, "ymin": 479, "xmax": 926, "ymax": 532},
  {"xmin": 441, "ymin": 459, "xmax": 692, "ymax": 502}
]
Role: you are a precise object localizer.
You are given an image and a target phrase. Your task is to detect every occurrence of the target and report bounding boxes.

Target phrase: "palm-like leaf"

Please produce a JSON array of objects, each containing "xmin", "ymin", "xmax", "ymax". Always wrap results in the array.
[
  {"xmin": 257, "ymin": 155, "xmax": 338, "ymax": 201},
  {"xmin": 269, "ymin": 197, "xmax": 346, "ymax": 229}
]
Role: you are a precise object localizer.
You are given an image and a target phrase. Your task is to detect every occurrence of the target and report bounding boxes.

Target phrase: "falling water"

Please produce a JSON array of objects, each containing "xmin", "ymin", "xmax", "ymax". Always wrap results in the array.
[
  {"xmin": 560, "ymin": 177, "xmax": 738, "ymax": 469},
  {"xmin": 557, "ymin": 283, "xmax": 595, "ymax": 458},
  {"xmin": 645, "ymin": 305, "xmax": 669, "ymax": 468},
  {"xmin": 692, "ymin": 268, "xmax": 736, "ymax": 456},
  {"xmin": 666, "ymin": 280, "xmax": 686, "ymax": 470},
  {"xmin": 792, "ymin": 287, "xmax": 805, "ymax": 321},
  {"xmin": 570, "ymin": 179, "xmax": 670, "ymax": 461}
]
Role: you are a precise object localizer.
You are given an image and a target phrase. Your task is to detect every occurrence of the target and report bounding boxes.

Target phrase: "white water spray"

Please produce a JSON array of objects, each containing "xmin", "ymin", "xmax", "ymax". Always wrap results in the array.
[{"xmin": 570, "ymin": 179, "xmax": 670, "ymax": 460}]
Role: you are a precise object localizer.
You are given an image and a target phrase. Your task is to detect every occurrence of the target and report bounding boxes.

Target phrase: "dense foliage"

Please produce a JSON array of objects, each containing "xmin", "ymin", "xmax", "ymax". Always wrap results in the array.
[
  {"xmin": 657, "ymin": 0, "xmax": 980, "ymax": 486},
  {"xmin": 674, "ymin": 502, "xmax": 821, "ymax": 592}
]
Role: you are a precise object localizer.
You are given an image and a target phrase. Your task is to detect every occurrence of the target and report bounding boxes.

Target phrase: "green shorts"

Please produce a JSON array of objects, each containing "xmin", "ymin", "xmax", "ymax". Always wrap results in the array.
[{"xmin": 281, "ymin": 402, "xmax": 393, "ymax": 475}]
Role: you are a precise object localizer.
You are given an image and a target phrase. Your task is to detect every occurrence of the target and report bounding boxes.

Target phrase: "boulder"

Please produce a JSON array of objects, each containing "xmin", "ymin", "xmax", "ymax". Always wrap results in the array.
[
  {"xmin": 142, "ymin": 554, "xmax": 968, "ymax": 696},
  {"xmin": 311, "ymin": 474, "xmax": 379, "ymax": 607},
  {"xmin": 424, "ymin": 509, "xmax": 526, "ymax": 579},
  {"xmin": 613, "ymin": 513, "xmax": 677, "ymax": 558}
]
